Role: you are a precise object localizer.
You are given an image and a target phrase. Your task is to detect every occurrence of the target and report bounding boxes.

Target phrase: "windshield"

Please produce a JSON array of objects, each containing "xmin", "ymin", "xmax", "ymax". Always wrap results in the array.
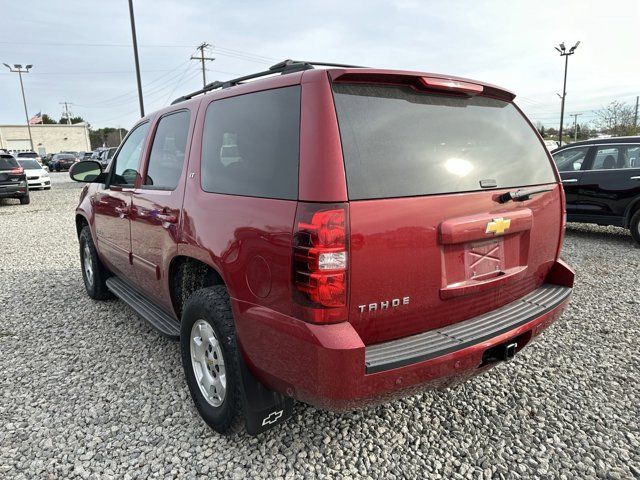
[
  {"xmin": 0, "ymin": 156, "xmax": 19, "ymax": 170},
  {"xmin": 18, "ymin": 159, "xmax": 41, "ymax": 169},
  {"xmin": 332, "ymin": 83, "xmax": 556, "ymax": 200}
]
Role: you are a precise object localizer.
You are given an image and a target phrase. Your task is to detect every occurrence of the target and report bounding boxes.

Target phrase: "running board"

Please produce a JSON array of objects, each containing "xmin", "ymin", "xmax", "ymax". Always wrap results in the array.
[{"xmin": 106, "ymin": 276, "xmax": 181, "ymax": 338}]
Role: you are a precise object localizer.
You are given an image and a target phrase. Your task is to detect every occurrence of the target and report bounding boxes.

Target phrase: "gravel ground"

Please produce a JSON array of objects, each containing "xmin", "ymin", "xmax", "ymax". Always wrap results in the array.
[{"xmin": 0, "ymin": 172, "xmax": 638, "ymax": 479}]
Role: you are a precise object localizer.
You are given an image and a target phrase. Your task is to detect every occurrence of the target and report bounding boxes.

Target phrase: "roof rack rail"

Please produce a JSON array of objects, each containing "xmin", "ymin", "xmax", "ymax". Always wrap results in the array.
[{"xmin": 171, "ymin": 59, "xmax": 367, "ymax": 105}]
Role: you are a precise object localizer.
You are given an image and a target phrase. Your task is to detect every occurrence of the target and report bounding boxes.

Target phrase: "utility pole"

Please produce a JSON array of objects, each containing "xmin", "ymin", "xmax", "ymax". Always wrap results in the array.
[
  {"xmin": 128, "ymin": 0, "xmax": 145, "ymax": 117},
  {"xmin": 191, "ymin": 43, "xmax": 215, "ymax": 88},
  {"xmin": 59, "ymin": 101, "xmax": 73, "ymax": 124},
  {"xmin": 555, "ymin": 41, "xmax": 580, "ymax": 147},
  {"xmin": 634, "ymin": 96, "xmax": 639, "ymax": 133},
  {"xmin": 570, "ymin": 113, "xmax": 582, "ymax": 142},
  {"xmin": 3, "ymin": 63, "xmax": 34, "ymax": 151}
]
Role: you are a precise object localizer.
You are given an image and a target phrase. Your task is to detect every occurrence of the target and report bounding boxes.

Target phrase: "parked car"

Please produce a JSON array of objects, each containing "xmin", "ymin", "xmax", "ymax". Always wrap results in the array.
[
  {"xmin": 70, "ymin": 60, "xmax": 574, "ymax": 435},
  {"xmin": 41, "ymin": 154, "xmax": 54, "ymax": 169},
  {"xmin": 552, "ymin": 136, "xmax": 640, "ymax": 243},
  {"xmin": 544, "ymin": 139, "xmax": 559, "ymax": 151},
  {"xmin": 15, "ymin": 151, "xmax": 42, "ymax": 163},
  {"xmin": 17, "ymin": 158, "xmax": 50, "ymax": 190},
  {"xmin": 50, "ymin": 153, "xmax": 77, "ymax": 171},
  {"xmin": 97, "ymin": 147, "xmax": 117, "ymax": 169},
  {"xmin": 0, "ymin": 154, "xmax": 29, "ymax": 204}
]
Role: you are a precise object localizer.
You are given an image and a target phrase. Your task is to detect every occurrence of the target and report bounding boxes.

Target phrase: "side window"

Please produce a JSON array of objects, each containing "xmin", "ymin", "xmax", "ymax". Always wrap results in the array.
[
  {"xmin": 200, "ymin": 86, "xmax": 300, "ymax": 199},
  {"xmin": 111, "ymin": 122, "xmax": 150, "ymax": 186},
  {"xmin": 143, "ymin": 110, "xmax": 190, "ymax": 190},
  {"xmin": 552, "ymin": 147, "xmax": 589, "ymax": 172},
  {"xmin": 622, "ymin": 145, "xmax": 640, "ymax": 169},
  {"xmin": 591, "ymin": 146, "xmax": 621, "ymax": 170}
]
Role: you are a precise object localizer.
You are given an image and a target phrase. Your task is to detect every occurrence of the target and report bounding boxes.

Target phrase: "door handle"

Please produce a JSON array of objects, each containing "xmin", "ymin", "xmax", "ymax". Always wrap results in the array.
[
  {"xmin": 562, "ymin": 179, "xmax": 578, "ymax": 183},
  {"xmin": 630, "ymin": 176, "xmax": 640, "ymax": 180},
  {"xmin": 114, "ymin": 206, "xmax": 129, "ymax": 218},
  {"xmin": 156, "ymin": 210, "xmax": 178, "ymax": 227}
]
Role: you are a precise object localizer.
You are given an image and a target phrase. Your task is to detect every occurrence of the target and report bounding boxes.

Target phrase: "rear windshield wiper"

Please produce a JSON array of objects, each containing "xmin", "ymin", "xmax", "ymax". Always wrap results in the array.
[{"xmin": 498, "ymin": 186, "xmax": 553, "ymax": 203}]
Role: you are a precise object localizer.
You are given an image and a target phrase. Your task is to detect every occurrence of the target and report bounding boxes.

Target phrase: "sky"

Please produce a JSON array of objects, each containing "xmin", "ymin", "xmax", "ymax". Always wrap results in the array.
[{"xmin": 1, "ymin": 0, "xmax": 638, "ymax": 130}]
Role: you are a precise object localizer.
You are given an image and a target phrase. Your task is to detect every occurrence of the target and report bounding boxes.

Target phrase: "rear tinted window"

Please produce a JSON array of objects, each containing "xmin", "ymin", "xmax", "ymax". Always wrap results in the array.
[
  {"xmin": 17, "ymin": 152, "xmax": 37, "ymax": 158},
  {"xmin": 332, "ymin": 84, "xmax": 556, "ymax": 200},
  {"xmin": 201, "ymin": 86, "xmax": 300, "ymax": 199},
  {"xmin": 0, "ymin": 156, "xmax": 19, "ymax": 170}
]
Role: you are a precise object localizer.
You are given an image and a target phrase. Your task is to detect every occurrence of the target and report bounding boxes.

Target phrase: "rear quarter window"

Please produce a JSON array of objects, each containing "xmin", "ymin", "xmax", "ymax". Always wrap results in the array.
[
  {"xmin": 200, "ymin": 86, "xmax": 300, "ymax": 200},
  {"xmin": 332, "ymin": 84, "xmax": 556, "ymax": 200}
]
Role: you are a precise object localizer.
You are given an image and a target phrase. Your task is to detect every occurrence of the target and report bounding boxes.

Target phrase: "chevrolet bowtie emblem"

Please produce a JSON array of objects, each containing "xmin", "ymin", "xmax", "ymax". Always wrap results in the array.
[{"xmin": 486, "ymin": 217, "xmax": 511, "ymax": 235}]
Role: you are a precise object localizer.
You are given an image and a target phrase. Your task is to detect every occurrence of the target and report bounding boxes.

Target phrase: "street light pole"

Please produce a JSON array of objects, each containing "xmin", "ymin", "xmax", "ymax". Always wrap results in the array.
[
  {"xmin": 128, "ymin": 0, "xmax": 145, "ymax": 117},
  {"xmin": 555, "ymin": 41, "xmax": 580, "ymax": 146},
  {"xmin": 3, "ymin": 63, "xmax": 35, "ymax": 151}
]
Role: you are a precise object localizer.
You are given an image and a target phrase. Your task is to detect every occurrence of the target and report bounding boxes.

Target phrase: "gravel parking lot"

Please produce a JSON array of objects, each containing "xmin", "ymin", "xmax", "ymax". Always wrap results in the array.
[{"xmin": 0, "ymin": 172, "xmax": 638, "ymax": 479}]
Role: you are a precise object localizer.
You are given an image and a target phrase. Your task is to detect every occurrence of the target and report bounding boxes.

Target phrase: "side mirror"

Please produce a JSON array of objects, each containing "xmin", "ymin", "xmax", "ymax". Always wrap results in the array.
[{"xmin": 69, "ymin": 160, "xmax": 103, "ymax": 183}]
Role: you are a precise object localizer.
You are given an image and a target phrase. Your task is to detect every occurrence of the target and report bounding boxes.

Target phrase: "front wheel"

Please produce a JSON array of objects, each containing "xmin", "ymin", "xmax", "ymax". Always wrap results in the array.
[
  {"xmin": 181, "ymin": 286, "xmax": 244, "ymax": 435},
  {"xmin": 630, "ymin": 210, "xmax": 640, "ymax": 245},
  {"xmin": 79, "ymin": 226, "xmax": 113, "ymax": 300}
]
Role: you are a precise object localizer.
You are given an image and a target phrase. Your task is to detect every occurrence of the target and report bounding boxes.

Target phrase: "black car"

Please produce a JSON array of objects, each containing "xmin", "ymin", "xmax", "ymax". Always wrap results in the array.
[
  {"xmin": 552, "ymin": 136, "xmax": 640, "ymax": 243},
  {"xmin": 50, "ymin": 153, "xmax": 77, "ymax": 172},
  {"xmin": 0, "ymin": 154, "xmax": 30, "ymax": 205},
  {"xmin": 97, "ymin": 147, "xmax": 117, "ymax": 169}
]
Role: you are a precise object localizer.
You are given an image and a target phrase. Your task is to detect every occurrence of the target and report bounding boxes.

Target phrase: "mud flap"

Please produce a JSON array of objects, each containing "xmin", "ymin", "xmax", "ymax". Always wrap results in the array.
[{"xmin": 238, "ymin": 353, "xmax": 294, "ymax": 435}]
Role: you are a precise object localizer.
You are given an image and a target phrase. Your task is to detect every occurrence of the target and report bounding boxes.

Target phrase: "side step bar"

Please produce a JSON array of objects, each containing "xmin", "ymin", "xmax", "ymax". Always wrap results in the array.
[
  {"xmin": 106, "ymin": 276, "xmax": 181, "ymax": 338},
  {"xmin": 365, "ymin": 283, "xmax": 572, "ymax": 374}
]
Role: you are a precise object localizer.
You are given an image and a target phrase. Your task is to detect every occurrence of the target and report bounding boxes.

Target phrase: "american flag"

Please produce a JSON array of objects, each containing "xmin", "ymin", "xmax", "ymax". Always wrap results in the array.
[{"xmin": 28, "ymin": 112, "xmax": 42, "ymax": 125}]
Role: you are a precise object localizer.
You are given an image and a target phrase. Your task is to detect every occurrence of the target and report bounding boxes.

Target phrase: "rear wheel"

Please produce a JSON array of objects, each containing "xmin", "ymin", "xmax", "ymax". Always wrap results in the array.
[
  {"xmin": 19, "ymin": 195, "xmax": 30, "ymax": 205},
  {"xmin": 181, "ymin": 286, "xmax": 244, "ymax": 435},
  {"xmin": 630, "ymin": 210, "xmax": 640, "ymax": 245},
  {"xmin": 79, "ymin": 226, "xmax": 113, "ymax": 300}
]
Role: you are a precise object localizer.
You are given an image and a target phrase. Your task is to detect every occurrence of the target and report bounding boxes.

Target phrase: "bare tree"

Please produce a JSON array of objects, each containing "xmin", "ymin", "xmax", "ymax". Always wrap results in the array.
[{"xmin": 594, "ymin": 101, "xmax": 636, "ymax": 136}]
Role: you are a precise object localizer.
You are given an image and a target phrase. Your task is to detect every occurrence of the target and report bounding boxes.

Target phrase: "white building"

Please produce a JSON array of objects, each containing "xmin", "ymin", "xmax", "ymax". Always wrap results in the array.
[{"xmin": 0, "ymin": 123, "xmax": 91, "ymax": 154}]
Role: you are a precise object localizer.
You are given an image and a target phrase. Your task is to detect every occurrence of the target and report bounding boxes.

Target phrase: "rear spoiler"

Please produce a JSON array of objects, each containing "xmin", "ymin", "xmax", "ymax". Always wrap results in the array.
[{"xmin": 328, "ymin": 69, "xmax": 516, "ymax": 102}]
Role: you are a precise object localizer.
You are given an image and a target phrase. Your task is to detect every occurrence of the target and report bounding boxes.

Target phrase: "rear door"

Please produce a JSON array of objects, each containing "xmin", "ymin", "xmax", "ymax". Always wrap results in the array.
[
  {"xmin": 93, "ymin": 122, "xmax": 150, "ymax": 279},
  {"xmin": 331, "ymin": 82, "xmax": 562, "ymax": 345},
  {"xmin": 578, "ymin": 144, "xmax": 640, "ymax": 223},
  {"xmin": 130, "ymin": 109, "xmax": 193, "ymax": 309},
  {"xmin": 552, "ymin": 145, "xmax": 591, "ymax": 214}
]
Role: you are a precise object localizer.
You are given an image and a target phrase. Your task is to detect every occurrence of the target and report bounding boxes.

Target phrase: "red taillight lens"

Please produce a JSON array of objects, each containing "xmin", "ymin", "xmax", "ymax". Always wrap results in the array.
[
  {"xmin": 11, "ymin": 167, "xmax": 24, "ymax": 174},
  {"xmin": 293, "ymin": 203, "xmax": 349, "ymax": 324}
]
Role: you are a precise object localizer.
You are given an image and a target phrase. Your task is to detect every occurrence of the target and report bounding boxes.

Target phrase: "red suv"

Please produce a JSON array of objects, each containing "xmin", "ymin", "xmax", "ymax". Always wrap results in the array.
[{"xmin": 70, "ymin": 60, "xmax": 574, "ymax": 435}]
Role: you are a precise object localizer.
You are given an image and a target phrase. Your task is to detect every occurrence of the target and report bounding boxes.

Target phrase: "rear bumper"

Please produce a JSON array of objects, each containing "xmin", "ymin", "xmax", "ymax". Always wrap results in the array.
[
  {"xmin": 0, "ymin": 184, "xmax": 27, "ymax": 197},
  {"xmin": 235, "ymin": 259, "xmax": 574, "ymax": 410}
]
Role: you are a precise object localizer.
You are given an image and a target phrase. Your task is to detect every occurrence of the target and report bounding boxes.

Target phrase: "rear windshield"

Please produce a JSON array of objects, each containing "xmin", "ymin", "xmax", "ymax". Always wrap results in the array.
[
  {"xmin": 0, "ymin": 156, "xmax": 19, "ymax": 170},
  {"xmin": 18, "ymin": 159, "xmax": 41, "ymax": 169},
  {"xmin": 17, "ymin": 152, "xmax": 37, "ymax": 158},
  {"xmin": 57, "ymin": 155, "xmax": 75, "ymax": 160},
  {"xmin": 332, "ymin": 84, "xmax": 556, "ymax": 200}
]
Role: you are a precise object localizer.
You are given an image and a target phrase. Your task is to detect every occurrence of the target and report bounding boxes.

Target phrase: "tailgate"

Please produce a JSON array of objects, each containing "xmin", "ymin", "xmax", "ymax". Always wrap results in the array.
[
  {"xmin": 331, "ymin": 79, "xmax": 562, "ymax": 345},
  {"xmin": 349, "ymin": 186, "xmax": 561, "ymax": 344}
]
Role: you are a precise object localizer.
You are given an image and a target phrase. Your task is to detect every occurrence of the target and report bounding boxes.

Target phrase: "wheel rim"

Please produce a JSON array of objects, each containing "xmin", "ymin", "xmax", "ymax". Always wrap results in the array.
[
  {"xmin": 190, "ymin": 320, "xmax": 227, "ymax": 407},
  {"xmin": 83, "ymin": 243, "xmax": 94, "ymax": 287}
]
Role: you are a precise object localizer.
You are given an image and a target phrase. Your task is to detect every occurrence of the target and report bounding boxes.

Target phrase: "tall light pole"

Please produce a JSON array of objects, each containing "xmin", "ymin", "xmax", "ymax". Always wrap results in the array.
[
  {"xmin": 3, "ymin": 63, "xmax": 35, "ymax": 151},
  {"xmin": 128, "ymin": 0, "xmax": 144, "ymax": 117},
  {"xmin": 555, "ymin": 41, "xmax": 580, "ymax": 146}
]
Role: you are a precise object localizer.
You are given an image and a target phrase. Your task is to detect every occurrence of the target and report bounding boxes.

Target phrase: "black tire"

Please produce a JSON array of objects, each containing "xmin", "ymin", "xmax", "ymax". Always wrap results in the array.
[
  {"xmin": 55, "ymin": 166, "xmax": 60, "ymax": 172},
  {"xmin": 181, "ymin": 286, "xmax": 244, "ymax": 435},
  {"xmin": 19, "ymin": 195, "xmax": 30, "ymax": 205},
  {"xmin": 79, "ymin": 226, "xmax": 113, "ymax": 300},
  {"xmin": 630, "ymin": 210, "xmax": 640, "ymax": 245}
]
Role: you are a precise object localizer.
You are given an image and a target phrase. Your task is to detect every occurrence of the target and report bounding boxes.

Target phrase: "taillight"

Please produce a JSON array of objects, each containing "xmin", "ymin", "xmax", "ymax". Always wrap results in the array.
[
  {"xmin": 293, "ymin": 203, "xmax": 349, "ymax": 324},
  {"xmin": 10, "ymin": 167, "xmax": 24, "ymax": 175}
]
